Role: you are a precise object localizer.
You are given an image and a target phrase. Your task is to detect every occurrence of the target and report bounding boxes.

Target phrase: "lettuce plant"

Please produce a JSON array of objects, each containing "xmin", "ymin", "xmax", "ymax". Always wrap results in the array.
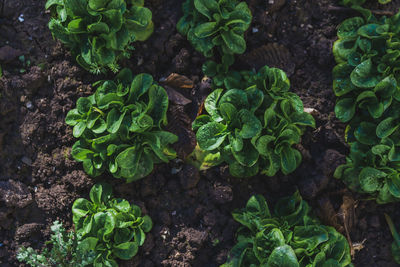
[
  {"xmin": 333, "ymin": 10, "xmax": 400, "ymax": 203},
  {"xmin": 222, "ymin": 191, "xmax": 352, "ymax": 267},
  {"xmin": 333, "ymin": 13, "xmax": 400, "ymax": 123},
  {"xmin": 193, "ymin": 87, "xmax": 263, "ymax": 177},
  {"xmin": 66, "ymin": 68, "xmax": 177, "ymax": 182},
  {"xmin": 334, "ymin": 113, "xmax": 400, "ymax": 203},
  {"xmin": 17, "ymin": 221, "xmax": 95, "ymax": 267},
  {"xmin": 193, "ymin": 66, "xmax": 315, "ymax": 177},
  {"xmin": 45, "ymin": 0, "xmax": 154, "ymax": 74},
  {"xmin": 384, "ymin": 213, "xmax": 400, "ymax": 264},
  {"xmin": 72, "ymin": 183, "xmax": 152, "ymax": 266},
  {"xmin": 177, "ymin": 0, "xmax": 252, "ymax": 58}
]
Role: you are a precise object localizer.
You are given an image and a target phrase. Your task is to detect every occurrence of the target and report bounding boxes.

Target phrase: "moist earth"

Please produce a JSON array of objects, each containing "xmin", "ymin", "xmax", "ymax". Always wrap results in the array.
[{"xmin": 0, "ymin": 0, "xmax": 400, "ymax": 266}]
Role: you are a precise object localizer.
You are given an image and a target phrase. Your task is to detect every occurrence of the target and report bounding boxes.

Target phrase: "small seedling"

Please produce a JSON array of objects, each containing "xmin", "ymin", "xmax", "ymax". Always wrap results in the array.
[
  {"xmin": 72, "ymin": 183, "xmax": 153, "ymax": 266},
  {"xmin": 17, "ymin": 221, "xmax": 95, "ymax": 267},
  {"xmin": 177, "ymin": 0, "xmax": 252, "ymax": 58}
]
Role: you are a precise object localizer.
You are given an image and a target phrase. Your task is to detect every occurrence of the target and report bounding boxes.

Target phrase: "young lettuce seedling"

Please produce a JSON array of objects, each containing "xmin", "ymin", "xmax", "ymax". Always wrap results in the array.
[
  {"xmin": 193, "ymin": 65, "xmax": 315, "ymax": 177},
  {"xmin": 384, "ymin": 213, "xmax": 400, "ymax": 264},
  {"xmin": 72, "ymin": 183, "xmax": 153, "ymax": 266},
  {"xmin": 45, "ymin": 0, "xmax": 154, "ymax": 74},
  {"xmin": 222, "ymin": 191, "xmax": 352, "ymax": 266},
  {"xmin": 177, "ymin": 0, "xmax": 252, "ymax": 58},
  {"xmin": 17, "ymin": 221, "xmax": 96, "ymax": 266},
  {"xmin": 66, "ymin": 68, "xmax": 177, "ymax": 182},
  {"xmin": 178, "ymin": 0, "xmax": 252, "ymax": 87}
]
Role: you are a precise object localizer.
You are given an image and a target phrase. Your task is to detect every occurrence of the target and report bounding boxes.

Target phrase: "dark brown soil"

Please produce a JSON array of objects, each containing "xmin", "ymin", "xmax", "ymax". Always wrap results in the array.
[{"xmin": 0, "ymin": 0, "xmax": 400, "ymax": 266}]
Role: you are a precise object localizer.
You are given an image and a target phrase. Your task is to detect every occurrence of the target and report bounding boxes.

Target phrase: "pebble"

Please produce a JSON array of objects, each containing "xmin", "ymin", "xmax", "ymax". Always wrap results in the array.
[
  {"xmin": 25, "ymin": 101, "xmax": 33, "ymax": 110},
  {"xmin": 21, "ymin": 156, "xmax": 32, "ymax": 166}
]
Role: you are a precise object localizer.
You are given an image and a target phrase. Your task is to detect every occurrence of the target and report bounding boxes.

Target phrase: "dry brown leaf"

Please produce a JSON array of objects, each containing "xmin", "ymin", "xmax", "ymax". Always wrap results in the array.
[
  {"xmin": 338, "ymin": 194, "xmax": 357, "ymax": 258},
  {"xmin": 240, "ymin": 43, "xmax": 295, "ymax": 76},
  {"xmin": 166, "ymin": 105, "xmax": 196, "ymax": 159},
  {"xmin": 352, "ymin": 239, "xmax": 366, "ymax": 254},
  {"xmin": 316, "ymin": 196, "xmax": 343, "ymax": 233},
  {"xmin": 165, "ymin": 86, "xmax": 192, "ymax": 106},
  {"xmin": 0, "ymin": 46, "xmax": 22, "ymax": 63},
  {"xmin": 162, "ymin": 73, "xmax": 194, "ymax": 89},
  {"xmin": 317, "ymin": 193, "xmax": 360, "ymax": 258},
  {"xmin": 196, "ymin": 99, "xmax": 205, "ymax": 117}
]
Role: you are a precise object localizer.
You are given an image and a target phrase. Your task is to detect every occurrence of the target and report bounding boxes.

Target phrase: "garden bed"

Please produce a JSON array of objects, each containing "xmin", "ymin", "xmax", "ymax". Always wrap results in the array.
[{"xmin": 0, "ymin": 0, "xmax": 399, "ymax": 266}]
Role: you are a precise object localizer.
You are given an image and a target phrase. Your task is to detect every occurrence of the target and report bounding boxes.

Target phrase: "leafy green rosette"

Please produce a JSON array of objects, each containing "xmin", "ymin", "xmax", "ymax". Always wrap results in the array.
[
  {"xmin": 46, "ymin": 0, "xmax": 154, "ymax": 73},
  {"xmin": 222, "ymin": 191, "xmax": 352, "ymax": 267},
  {"xmin": 193, "ymin": 66, "xmax": 315, "ymax": 177},
  {"xmin": 66, "ymin": 68, "xmax": 177, "ymax": 182},
  {"xmin": 72, "ymin": 183, "xmax": 153, "ymax": 266},
  {"xmin": 177, "ymin": 0, "xmax": 252, "ymax": 58},
  {"xmin": 333, "ymin": 13, "xmax": 400, "ymax": 123}
]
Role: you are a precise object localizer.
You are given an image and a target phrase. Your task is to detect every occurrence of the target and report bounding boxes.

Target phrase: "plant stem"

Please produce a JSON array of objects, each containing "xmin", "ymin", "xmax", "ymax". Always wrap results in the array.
[
  {"xmin": 93, "ymin": 106, "xmax": 105, "ymax": 117},
  {"xmin": 384, "ymin": 213, "xmax": 400, "ymax": 246}
]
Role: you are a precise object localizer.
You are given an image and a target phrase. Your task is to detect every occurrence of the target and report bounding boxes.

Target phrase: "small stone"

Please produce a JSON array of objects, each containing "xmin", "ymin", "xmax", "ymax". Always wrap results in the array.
[
  {"xmin": 26, "ymin": 101, "xmax": 33, "ymax": 110},
  {"xmin": 21, "ymin": 156, "xmax": 32, "ymax": 166},
  {"xmin": 304, "ymin": 107, "xmax": 318, "ymax": 116}
]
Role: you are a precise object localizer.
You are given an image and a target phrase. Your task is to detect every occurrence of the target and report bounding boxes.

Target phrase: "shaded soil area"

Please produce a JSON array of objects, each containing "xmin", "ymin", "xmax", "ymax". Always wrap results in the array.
[{"xmin": 0, "ymin": 0, "xmax": 400, "ymax": 266}]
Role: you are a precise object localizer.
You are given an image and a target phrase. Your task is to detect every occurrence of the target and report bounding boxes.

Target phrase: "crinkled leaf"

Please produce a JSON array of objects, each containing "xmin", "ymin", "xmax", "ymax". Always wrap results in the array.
[
  {"xmin": 196, "ymin": 122, "xmax": 227, "ymax": 151},
  {"xmin": 359, "ymin": 167, "xmax": 386, "ymax": 193},
  {"xmin": 335, "ymin": 98, "xmax": 356, "ymax": 123},
  {"xmin": 376, "ymin": 117, "xmax": 399, "ymax": 138},
  {"xmin": 205, "ymin": 89, "xmax": 223, "ymax": 121},
  {"xmin": 112, "ymin": 242, "xmax": 138, "ymax": 260},
  {"xmin": 266, "ymin": 245, "xmax": 299, "ymax": 267},
  {"xmin": 350, "ymin": 59, "xmax": 380, "ymax": 88}
]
